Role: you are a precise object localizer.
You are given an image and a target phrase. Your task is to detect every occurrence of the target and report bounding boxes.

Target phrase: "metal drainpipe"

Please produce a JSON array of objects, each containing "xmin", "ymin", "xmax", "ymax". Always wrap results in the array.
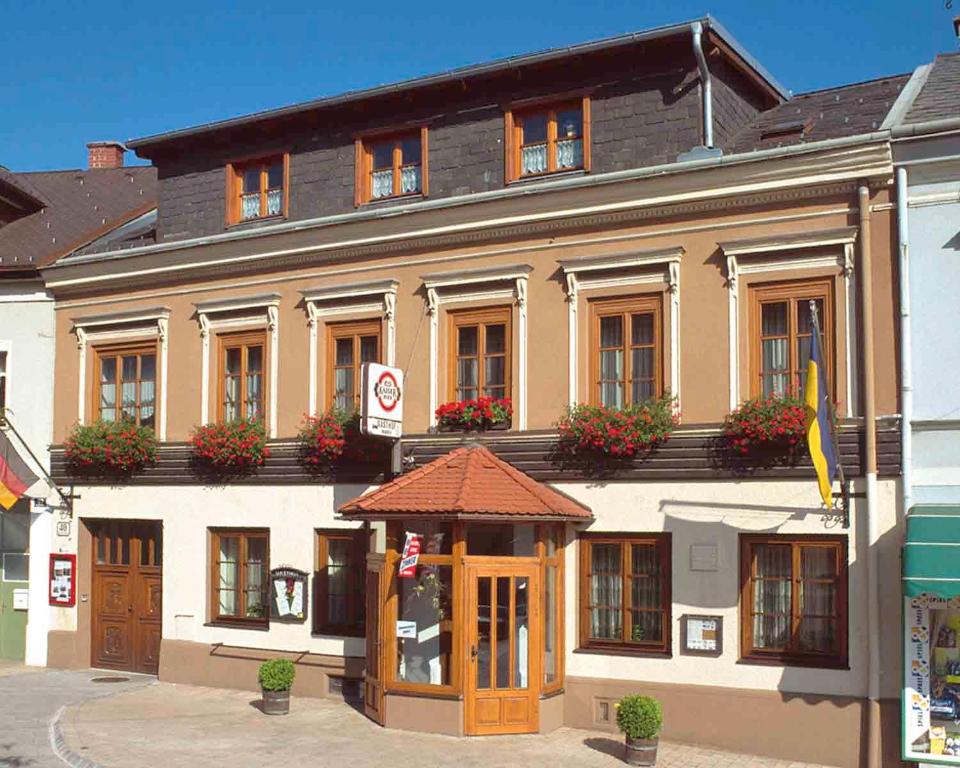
[
  {"xmin": 859, "ymin": 183, "xmax": 881, "ymax": 768},
  {"xmin": 896, "ymin": 166, "xmax": 913, "ymax": 516},
  {"xmin": 691, "ymin": 21, "xmax": 714, "ymax": 148}
]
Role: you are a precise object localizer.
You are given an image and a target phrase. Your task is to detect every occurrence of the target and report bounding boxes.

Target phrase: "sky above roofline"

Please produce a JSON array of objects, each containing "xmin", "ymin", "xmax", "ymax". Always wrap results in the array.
[{"xmin": 2, "ymin": 0, "xmax": 958, "ymax": 172}]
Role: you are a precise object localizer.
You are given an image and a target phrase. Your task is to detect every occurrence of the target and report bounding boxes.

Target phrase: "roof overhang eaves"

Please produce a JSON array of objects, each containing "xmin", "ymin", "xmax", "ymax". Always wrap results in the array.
[
  {"xmin": 339, "ymin": 510, "xmax": 593, "ymax": 522},
  {"xmin": 126, "ymin": 16, "xmax": 786, "ymax": 153}
]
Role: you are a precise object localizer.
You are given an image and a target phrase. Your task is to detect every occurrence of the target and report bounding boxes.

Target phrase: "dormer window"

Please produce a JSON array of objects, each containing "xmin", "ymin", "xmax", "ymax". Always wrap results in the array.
[
  {"xmin": 226, "ymin": 155, "xmax": 289, "ymax": 225},
  {"xmin": 355, "ymin": 128, "xmax": 428, "ymax": 205},
  {"xmin": 506, "ymin": 97, "xmax": 591, "ymax": 182}
]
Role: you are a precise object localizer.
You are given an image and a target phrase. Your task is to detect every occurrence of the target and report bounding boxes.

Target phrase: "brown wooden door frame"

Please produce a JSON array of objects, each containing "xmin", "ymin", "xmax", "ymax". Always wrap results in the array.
[
  {"xmin": 464, "ymin": 560, "xmax": 541, "ymax": 735},
  {"xmin": 363, "ymin": 554, "xmax": 386, "ymax": 725},
  {"xmin": 91, "ymin": 520, "xmax": 163, "ymax": 675}
]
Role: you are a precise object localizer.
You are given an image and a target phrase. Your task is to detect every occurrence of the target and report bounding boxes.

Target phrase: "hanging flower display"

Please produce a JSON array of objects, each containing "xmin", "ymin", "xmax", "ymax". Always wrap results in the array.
[
  {"xmin": 434, "ymin": 397, "xmax": 512, "ymax": 431},
  {"xmin": 190, "ymin": 419, "xmax": 270, "ymax": 470},
  {"xmin": 64, "ymin": 420, "xmax": 158, "ymax": 473},
  {"xmin": 722, "ymin": 394, "xmax": 807, "ymax": 456},
  {"xmin": 557, "ymin": 394, "xmax": 678, "ymax": 459}
]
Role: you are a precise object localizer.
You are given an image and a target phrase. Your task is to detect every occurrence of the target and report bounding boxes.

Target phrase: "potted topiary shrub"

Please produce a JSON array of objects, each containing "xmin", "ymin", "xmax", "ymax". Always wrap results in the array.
[
  {"xmin": 258, "ymin": 658, "xmax": 295, "ymax": 715},
  {"xmin": 616, "ymin": 694, "xmax": 663, "ymax": 766}
]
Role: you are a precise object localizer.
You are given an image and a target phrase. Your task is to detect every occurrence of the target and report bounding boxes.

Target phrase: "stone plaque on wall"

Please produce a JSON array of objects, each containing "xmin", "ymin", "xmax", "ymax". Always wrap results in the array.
[{"xmin": 690, "ymin": 543, "xmax": 719, "ymax": 572}]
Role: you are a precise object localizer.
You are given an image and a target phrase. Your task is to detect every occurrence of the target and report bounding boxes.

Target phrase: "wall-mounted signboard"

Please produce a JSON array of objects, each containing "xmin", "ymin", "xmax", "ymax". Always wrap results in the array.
[
  {"xmin": 680, "ymin": 614, "xmax": 722, "ymax": 657},
  {"xmin": 270, "ymin": 567, "xmax": 308, "ymax": 623},
  {"xmin": 361, "ymin": 363, "xmax": 403, "ymax": 440},
  {"xmin": 49, "ymin": 553, "xmax": 76, "ymax": 607}
]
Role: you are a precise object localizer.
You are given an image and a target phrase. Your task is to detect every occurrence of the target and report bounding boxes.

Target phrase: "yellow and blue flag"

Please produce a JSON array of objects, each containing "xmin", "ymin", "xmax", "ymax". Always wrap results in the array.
[{"xmin": 803, "ymin": 322, "xmax": 838, "ymax": 507}]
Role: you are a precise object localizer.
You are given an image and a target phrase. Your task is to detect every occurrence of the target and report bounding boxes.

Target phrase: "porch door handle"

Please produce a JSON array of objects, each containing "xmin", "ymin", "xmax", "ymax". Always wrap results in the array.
[{"xmin": 470, "ymin": 645, "xmax": 479, "ymax": 660}]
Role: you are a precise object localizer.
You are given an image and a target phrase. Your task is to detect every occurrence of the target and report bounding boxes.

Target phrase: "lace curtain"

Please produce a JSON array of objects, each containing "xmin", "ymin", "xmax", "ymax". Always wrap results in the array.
[
  {"xmin": 590, "ymin": 544, "xmax": 622, "ymax": 639},
  {"xmin": 371, "ymin": 169, "xmax": 393, "ymax": 199}
]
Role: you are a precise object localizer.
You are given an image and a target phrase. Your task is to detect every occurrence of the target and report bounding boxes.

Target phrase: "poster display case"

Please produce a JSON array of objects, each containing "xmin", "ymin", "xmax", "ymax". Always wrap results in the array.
[{"xmin": 904, "ymin": 594, "xmax": 960, "ymax": 763}]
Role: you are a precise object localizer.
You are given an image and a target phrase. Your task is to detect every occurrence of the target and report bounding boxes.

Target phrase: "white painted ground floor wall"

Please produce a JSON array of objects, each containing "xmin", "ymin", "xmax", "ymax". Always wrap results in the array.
[{"xmin": 44, "ymin": 477, "xmax": 902, "ymax": 700}]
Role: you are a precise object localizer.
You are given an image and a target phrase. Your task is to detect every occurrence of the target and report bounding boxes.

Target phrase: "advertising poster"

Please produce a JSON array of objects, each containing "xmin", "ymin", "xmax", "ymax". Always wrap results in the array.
[{"xmin": 904, "ymin": 594, "xmax": 960, "ymax": 763}]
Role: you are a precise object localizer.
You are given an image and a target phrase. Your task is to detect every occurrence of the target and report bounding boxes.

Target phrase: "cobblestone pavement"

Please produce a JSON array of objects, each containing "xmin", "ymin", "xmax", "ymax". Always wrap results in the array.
[
  {"xmin": 61, "ymin": 682, "xmax": 840, "ymax": 768},
  {"xmin": 0, "ymin": 667, "xmax": 153, "ymax": 768}
]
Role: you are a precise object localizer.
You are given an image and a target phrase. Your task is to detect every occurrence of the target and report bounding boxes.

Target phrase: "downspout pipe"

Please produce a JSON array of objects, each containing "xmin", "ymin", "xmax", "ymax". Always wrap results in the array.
[
  {"xmin": 859, "ymin": 183, "xmax": 882, "ymax": 768},
  {"xmin": 691, "ymin": 21, "xmax": 714, "ymax": 148},
  {"xmin": 896, "ymin": 166, "xmax": 913, "ymax": 517}
]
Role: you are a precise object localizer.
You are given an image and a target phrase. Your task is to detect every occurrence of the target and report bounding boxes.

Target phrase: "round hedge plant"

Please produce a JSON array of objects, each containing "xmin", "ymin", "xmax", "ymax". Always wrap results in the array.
[
  {"xmin": 615, "ymin": 694, "xmax": 663, "ymax": 740},
  {"xmin": 258, "ymin": 659, "xmax": 296, "ymax": 692}
]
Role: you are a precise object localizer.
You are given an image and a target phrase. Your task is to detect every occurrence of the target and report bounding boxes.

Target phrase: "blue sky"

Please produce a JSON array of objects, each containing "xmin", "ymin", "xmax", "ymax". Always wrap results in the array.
[{"xmin": 2, "ymin": 0, "xmax": 957, "ymax": 171}]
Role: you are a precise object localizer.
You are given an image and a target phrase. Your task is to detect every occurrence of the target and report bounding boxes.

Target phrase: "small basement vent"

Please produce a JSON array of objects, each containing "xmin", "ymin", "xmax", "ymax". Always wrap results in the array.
[
  {"xmin": 595, "ymin": 698, "xmax": 614, "ymax": 725},
  {"xmin": 328, "ymin": 676, "xmax": 361, "ymax": 700}
]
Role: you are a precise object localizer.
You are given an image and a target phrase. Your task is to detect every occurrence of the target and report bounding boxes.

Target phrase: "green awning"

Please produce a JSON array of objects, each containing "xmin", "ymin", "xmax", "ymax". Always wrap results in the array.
[{"xmin": 903, "ymin": 505, "xmax": 960, "ymax": 598}]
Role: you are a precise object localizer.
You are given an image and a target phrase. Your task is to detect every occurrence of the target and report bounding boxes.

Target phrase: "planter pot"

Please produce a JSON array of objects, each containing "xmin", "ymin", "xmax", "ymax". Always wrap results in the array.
[
  {"xmin": 436, "ymin": 421, "xmax": 511, "ymax": 433},
  {"xmin": 624, "ymin": 736, "xmax": 658, "ymax": 766},
  {"xmin": 261, "ymin": 688, "xmax": 290, "ymax": 715}
]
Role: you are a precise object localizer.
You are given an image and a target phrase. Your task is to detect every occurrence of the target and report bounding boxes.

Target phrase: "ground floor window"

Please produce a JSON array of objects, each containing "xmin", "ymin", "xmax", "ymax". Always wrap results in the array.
[
  {"xmin": 209, "ymin": 528, "xmax": 269, "ymax": 626},
  {"xmin": 579, "ymin": 533, "xmax": 671, "ymax": 654},
  {"xmin": 396, "ymin": 564, "xmax": 453, "ymax": 686},
  {"xmin": 740, "ymin": 534, "xmax": 847, "ymax": 667},
  {"xmin": 315, "ymin": 528, "xmax": 366, "ymax": 636}
]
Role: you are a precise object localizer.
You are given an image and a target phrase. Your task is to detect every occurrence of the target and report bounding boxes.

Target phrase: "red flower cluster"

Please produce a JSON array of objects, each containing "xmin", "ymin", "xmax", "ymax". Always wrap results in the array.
[
  {"xmin": 557, "ymin": 394, "xmax": 679, "ymax": 458},
  {"xmin": 723, "ymin": 394, "xmax": 806, "ymax": 455},
  {"xmin": 299, "ymin": 413, "xmax": 346, "ymax": 466},
  {"xmin": 435, "ymin": 397, "xmax": 512, "ymax": 430},
  {"xmin": 191, "ymin": 420, "xmax": 270, "ymax": 469},
  {"xmin": 299, "ymin": 411, "xmax": 391, "ymax": 468},
  {"xmin": 64, "ymin": 420, "xmax": 158, "ymax": 472}
]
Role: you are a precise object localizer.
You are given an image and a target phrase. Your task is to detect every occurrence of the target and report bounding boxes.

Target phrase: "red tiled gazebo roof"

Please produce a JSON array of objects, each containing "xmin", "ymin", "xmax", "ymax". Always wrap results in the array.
[{"xmin": 339, "ymin": 445, "xmax": 592, "ymax": 521}]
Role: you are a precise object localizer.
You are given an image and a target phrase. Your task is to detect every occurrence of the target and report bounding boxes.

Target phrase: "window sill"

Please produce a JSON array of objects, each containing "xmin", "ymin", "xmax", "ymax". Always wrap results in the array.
[
  {"xmin": 311, "ymin": 629, "xmax": 365, "ymax": 639},
  {"xmin": 357, "ymin": 193, "xmax": 424, "ymax": 209},
  {"xmin": 507, "ymin": 168, "xmax": 587, "ymax": 186},
  {"xmin": 574, "ymin": 646, "xmax": 672, "ymax": 659},
  {"xmin": 226, "ymin": 214, "xmax": 287, "ymax": 230},
  {"xmin": 205, "ymin": 619, "xmax": 270, "ymax": 631},
  {"xmin": 737, "ymin": 655, "xmax": 849, "ymax": 671}
]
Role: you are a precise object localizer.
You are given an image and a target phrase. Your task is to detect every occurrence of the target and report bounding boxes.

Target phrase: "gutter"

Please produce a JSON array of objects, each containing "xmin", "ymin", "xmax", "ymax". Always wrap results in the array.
[
  {"xmin": 897, "ymin": 167, "xmax": 913, "ymax": 519},
  {"xmin": 891, "ymin": 116, "xmax": 960, "ymax": 140},
  {"xmin": 46, "ymin": 130, "xmax": 892, "ymax": 274}
]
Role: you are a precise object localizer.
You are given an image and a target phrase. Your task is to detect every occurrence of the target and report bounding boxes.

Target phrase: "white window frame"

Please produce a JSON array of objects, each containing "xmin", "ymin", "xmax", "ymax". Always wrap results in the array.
[
  {"xmin": 195, "ymin": 294, "xmax": 280, "ymax": 438},
  {"xmin": 422, "ymin": 264, "xmax": 531, "ymax": 429},
  {"xmin": 72, "ymin": 308, "xmax": 170, "ymax": 439},
  {"xmin": 721, "ymin": 226, "xmax": 858, "ymax": 416},
  {"xmin": 560, "ymin": 247, "xmax": 682, "ymax": 410},
  {"xmin": 301, "ymin": 279, "xmax": 399, "ymax": 417},
  {"xmin": 0, "ymin": 342, "xmax": 10, "ymax": 416}
]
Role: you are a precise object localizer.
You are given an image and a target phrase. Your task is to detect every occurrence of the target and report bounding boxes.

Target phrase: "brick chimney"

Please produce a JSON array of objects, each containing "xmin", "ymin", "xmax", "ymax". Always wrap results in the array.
[{"xmin": 86, "ymin": 141, "xmax": 126, "ymax": 169}]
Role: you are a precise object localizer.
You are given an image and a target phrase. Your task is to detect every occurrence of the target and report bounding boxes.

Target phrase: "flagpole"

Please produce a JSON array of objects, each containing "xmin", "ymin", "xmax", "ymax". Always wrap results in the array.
[
  {"xmin": 0, "ymin": 409, "xmax": 73, "ymax": 513},
  {"xmin": 808, "ymin": 300, "xmax": 846, "ymax": 519}
]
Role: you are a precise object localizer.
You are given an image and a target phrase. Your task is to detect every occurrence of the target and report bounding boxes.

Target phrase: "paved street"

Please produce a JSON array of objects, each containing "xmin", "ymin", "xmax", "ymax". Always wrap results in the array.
[
  {"xmin": 58, "ymin": 680, "xmax": 840, "ymax": 768},
  {"xmin": 0, "ymin": 667, "xmax": 152, "ymax": 768}
]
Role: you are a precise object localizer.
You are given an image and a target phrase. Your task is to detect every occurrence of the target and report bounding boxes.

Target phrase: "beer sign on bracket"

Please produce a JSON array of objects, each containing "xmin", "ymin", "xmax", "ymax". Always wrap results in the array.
[{"xmin": 361, "ymin": 362, "xmax": 404, "ymax": 439}]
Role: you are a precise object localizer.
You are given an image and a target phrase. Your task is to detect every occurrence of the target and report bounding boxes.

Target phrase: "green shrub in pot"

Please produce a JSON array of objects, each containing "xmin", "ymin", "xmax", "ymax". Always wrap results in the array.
[
  {"xmin": 616, "ymin": 694, "xmax": 663, "ymax": 766},
  {"xmin": 258, "ymin": 659, "xmax": 295, "ymax": 715}
]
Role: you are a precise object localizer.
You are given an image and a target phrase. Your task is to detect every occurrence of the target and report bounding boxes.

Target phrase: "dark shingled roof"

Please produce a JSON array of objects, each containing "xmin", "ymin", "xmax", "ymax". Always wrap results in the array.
[
  {"xmin": 725, "ymin": 74, "xmax": 910, "ymax": 155},
  {"xmin": 0, "ymin": 166, "xmax": 157, "ymax": 271},
  {"xmin": 904, "ymin": 52, "xmax": 960, "ymax": 124}
]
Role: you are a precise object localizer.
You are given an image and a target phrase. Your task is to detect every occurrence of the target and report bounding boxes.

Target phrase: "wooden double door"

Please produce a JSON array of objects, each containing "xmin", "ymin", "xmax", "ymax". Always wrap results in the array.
[
  {"xmin": 465, "ymin": 562, "xmax": 540, "ymax": 735},
  {"xmin": 91, "ymin": 520, "xmax": 162, "ymax": 674}
]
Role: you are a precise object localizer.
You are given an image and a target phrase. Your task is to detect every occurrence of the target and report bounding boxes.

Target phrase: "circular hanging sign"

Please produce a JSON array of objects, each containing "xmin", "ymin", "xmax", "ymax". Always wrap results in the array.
[{"xmin": 374, "ymin": 370, "xmax": 401, "ymax": 412}]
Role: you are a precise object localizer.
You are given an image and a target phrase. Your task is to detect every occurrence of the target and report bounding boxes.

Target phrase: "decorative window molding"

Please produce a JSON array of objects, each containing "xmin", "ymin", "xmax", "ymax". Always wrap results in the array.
[
  {"xmin": 721, "ymin": 226, "xmax": 857, "ymax": 415},
  {"xmin": 560, "ymin": 247, "xmax": 682, "ymax": 409},
  {"xmin": 72, "ymin": 307, "xmax": 170, "ymax": 439},
  {"xmin": 301, "ymin": 279, "xmax": 399, "ymax": 416},
  {"xmin": 422, "ymin": 264, "xmax": 531, "ymax": 429},
  {"xmin": 195, "ymin": 293, "xmax": 280, "ymax": 437}
]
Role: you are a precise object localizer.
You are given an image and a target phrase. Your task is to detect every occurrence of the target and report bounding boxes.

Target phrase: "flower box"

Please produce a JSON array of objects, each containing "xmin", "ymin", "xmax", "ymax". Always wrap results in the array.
[
  {"xmin": 557, "ymin": 394, "xmax": 678, "ymax": 460},
  {"xmin": 190, "ymin": 420, "xmax": 270, "ymax": 471},
  {"xmin": 299, "ymin": 411, "xmax": 389, "ymax": 468},
  {"xmin": 723, "ymin": 395, "xmax": 806, "ymax": 458},
  {"xmin": 64, "ymin": 421, "xmax": 157, "ymax": 474},
  {"xmin": 434, "ymin": 397, "xmax": 512, "ymax": 431}
]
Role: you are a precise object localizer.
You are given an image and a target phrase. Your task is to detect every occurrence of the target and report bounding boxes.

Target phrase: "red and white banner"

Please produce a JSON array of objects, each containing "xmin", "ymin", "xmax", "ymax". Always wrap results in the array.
[{"xmin": 398, "ymin": 532, "xmax": 421, "ymax": 578}]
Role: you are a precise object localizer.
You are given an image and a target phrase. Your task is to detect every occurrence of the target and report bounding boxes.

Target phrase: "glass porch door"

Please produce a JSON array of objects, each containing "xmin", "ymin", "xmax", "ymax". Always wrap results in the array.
[{"xmin": 465, "ymin": 562, "xmax": 540, "ymax": 735}]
